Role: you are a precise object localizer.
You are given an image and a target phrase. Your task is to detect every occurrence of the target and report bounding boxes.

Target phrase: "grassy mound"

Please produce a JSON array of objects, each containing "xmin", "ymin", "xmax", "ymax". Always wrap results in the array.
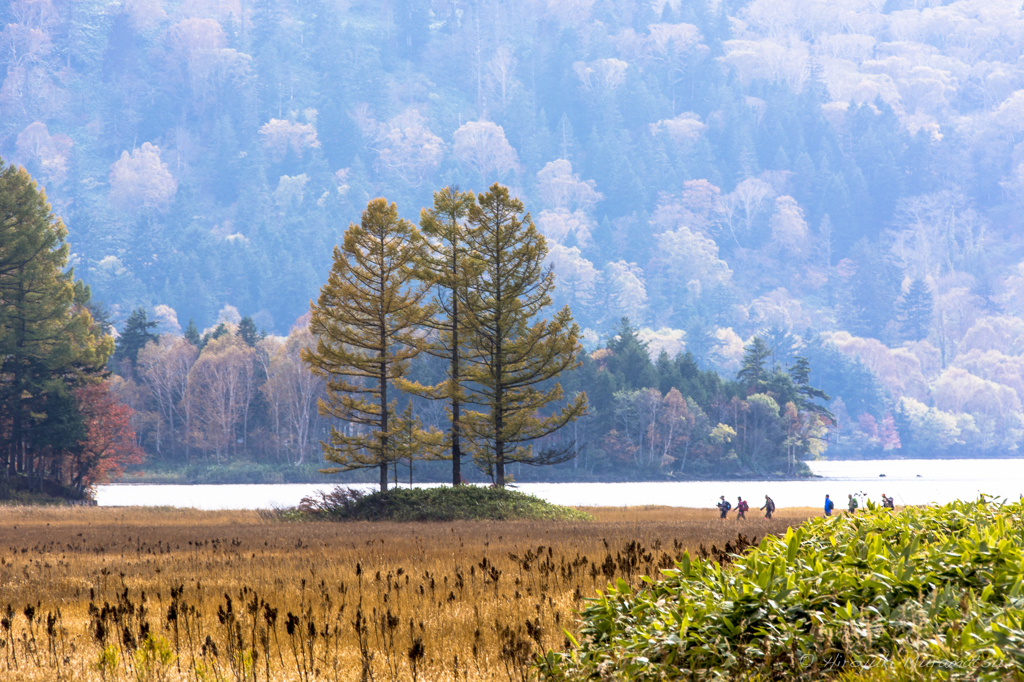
[
  {"xmin": 539, "ymin": 497, "xmax": 1024, "ymax": 682},
  {"xmin": 291, "ymin": 485, "xmax": 592, "ymax": 522}
]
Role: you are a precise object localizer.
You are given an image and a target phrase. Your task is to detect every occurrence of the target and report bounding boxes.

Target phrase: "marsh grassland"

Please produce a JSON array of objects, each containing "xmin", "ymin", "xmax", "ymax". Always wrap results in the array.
[{"xmin": 0, "ymin": 504, "xmax": 811, "ymax": 681}]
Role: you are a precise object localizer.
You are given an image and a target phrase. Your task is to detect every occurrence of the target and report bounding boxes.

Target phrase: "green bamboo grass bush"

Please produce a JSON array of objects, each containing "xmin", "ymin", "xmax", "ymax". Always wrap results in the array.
[
  {"xmin": 539, "ymin": 497, "xmax": 1024, "ymax": 681},
  {"xmin": 293, "ymin": 485, "xmax": 594, "ymax": 522}
]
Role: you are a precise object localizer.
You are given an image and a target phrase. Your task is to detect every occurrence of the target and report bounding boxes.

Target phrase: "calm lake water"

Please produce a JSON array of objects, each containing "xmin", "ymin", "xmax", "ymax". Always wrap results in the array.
[{"xmin": 94, "ymin": 459, "xmax": 1024, "ymax": 510}]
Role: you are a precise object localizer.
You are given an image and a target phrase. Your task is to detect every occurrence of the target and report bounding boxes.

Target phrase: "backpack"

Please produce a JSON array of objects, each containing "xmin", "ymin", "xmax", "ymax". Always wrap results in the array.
[
  {"xmin": 766, "ymin": 498, "xmax": 775, "ymax": 512},
  {"xmin": 739, "ymin": 501, "xmax": 748, "ymax": 512},
  {"xmin": 851, "ymin": 497, "xmax": 859, "ymax": 509},
  {"xmin": 724, "ymin": 500, "xmax": 732, "ymax": 511}
]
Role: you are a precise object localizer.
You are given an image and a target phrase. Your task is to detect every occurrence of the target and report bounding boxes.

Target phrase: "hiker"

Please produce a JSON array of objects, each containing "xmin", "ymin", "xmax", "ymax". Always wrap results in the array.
[
  {"xmin": 881, "ymin": 493, "xmax": 894, "ymax": 509},
  {"xmin": 716, "ymin": 495, "xmax": 732, "ymax": 519},
  {"xmin": 824, "ymin": 494, "xmax": 834, "ymax": 516},
  {"xmin": 848, "ymin": 494, "xmax": 859, "ymax": 514},
  {"xmin": 760, "ymin": 495, "xmax": 775, "ymax": 519},
  {"xmin": 736, "ymin": 496, "xmax": 748, "ymax": 519}
]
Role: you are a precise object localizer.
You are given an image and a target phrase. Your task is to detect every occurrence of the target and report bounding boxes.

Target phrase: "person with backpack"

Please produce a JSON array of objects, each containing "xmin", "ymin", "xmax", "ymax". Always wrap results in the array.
[
  {"xmin": 824, "ymin": 494, "xmax": 834, "ymax": 516},
  {"xmin": 760, "ymin": 495, "xmax": 775, "ymax": 519},
  {"xmin": 881, "ymin": 493, "xmax": 895, "ymax": 509},
  {"xmin": 736, "ymin": 496, "xmax": 749, "ymax": 519},
  {"xmin": 717, "ymin": 495, "xmax": 732, "ymax": 519},
  {"xmin": 848, "ymin": 493, "xmax": 859, "ymax": 514}
]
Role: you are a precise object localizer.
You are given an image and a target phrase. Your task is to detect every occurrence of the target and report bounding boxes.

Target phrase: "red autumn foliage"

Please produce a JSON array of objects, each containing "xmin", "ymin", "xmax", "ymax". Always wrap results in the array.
[{"xmin": 71, "ymin": 382, "xmax": 144, "ymax": 490}]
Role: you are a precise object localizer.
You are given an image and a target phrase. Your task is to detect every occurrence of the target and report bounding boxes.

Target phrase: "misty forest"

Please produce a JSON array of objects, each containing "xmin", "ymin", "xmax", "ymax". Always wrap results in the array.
[{"xmin": 4, "ymin": 0, "xmax": 1024, "ymax": 490}]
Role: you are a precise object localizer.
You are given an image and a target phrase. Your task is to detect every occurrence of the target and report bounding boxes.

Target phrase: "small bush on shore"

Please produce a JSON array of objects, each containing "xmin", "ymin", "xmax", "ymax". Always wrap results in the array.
[
  {"xmin": 289, "ymin": 484, "xmax": 593, "ymax": 522},
  {"xmin": 539, "ymin": 497, "xmax": 1024, "ymax": 681}
]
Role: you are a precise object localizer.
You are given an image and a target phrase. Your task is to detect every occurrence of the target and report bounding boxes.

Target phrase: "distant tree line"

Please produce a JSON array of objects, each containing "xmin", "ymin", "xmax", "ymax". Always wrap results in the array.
[
  {"xmin": 111, "ymin": 184, "xmax": 834, "ymax": 486},
  {"xmin": 558, "ymin": 320, "xmax": 833, "ymax": 479}
]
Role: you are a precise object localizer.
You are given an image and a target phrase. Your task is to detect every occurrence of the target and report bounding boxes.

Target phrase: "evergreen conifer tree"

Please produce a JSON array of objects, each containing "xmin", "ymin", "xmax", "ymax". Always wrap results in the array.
[
  {"xmin": 303, "ymin": 198, "xmax": 436, "ymax": 492},
  {"xmin": 605, "ymin": 318, "xmax": 659, "ymax": 389},
  {"xmin": 737, "ymin": 336, "xmax": 772, "ymax": 394},
  {"xmin": 898, "ymin": 278, "xmax": 933, "ymax": 341},
  {"xmin": 459, "ymin": 184, "xmax": 587, "ymax": 487},
  {"xmin": 184, "ymin": 319, "xmax": 201, "ymax": 346},
  {"xmin": 789, "ymin": 356, "xmax": 833, "ymax": 418},
  {"xmin": 0, "ymin": 161, "xmax": 113, "ymax": 479},
  {"xmin": 763, "ymin": 324, "xmax": 796, "ymax": 370},
  {"xmin": 237, "ymin": 315, "xmax": 260, "ymax": 347},
  {"xmin": 683, "ymin": 316, "xmax": 723, "ymax": 369},
  {"xmin": 114, "ymin": 307, "xmax": 158, "ymax": 370}
]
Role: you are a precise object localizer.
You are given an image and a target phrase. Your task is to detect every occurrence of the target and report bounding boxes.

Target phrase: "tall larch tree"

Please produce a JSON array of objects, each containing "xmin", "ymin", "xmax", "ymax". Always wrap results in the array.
[
  {"xmin": 396, "ymin": 186, "xmax": 477, "ymax": 486},
  {"xmin": 303, "ymin": 198, "xmax": 435, "ymax": 492},
  {"xmin": 460, "ymin": 184, "xmax": 588, "ymax": 487}
]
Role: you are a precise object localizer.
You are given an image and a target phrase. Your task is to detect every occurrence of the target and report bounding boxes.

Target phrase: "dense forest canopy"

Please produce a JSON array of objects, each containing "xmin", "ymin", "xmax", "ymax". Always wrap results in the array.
[{"xmin": 4, "ymin": 0, "xmax": 1024, "ymax": 467}]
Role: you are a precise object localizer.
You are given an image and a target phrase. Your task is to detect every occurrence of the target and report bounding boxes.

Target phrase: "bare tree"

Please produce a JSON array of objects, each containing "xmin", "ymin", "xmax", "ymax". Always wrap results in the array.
[
  {"xmin": 486, "ymin": 46, "xmax": 517, "ymax": 110},
  {"xmin": 262, "ymin": 327, "xmax": 325, "ymax": 465},
  {"xmin": 137, "ymin": 335, "xmax": 198, "ymax": 459},
  {"xmin": 187, "ymin": 336, "xmax": 255, "ymax": 463},
  {"xmin": 452, "ymin": 121, "xmax": 519, "ymax": 180}
]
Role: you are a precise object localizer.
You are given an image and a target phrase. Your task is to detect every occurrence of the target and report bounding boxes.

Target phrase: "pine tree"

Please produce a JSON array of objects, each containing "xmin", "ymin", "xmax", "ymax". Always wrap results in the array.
[
  {"xmin": 459, "ymin": 184, "xmax": 588, "ymax": 487},
  {"xmin": 395, "ymin": 187, "xmax": 476, "ymax": 486},
  {"xmin": 0, "ymin": 161, "xmax": 113, "ymax": 479},
  {"xmin": 898, "ymin": 278, "xmax": 933, "ymax": 341},
  {"xmin": 302, "ymin": 198, "xmax": 435, "ymax": 492},
  {"xmin": 789, "ymin": 356, "xmax": 833, "ymax": 419},
  {"xmin": 184, "ymin": 319, "xmax": 201, "ymax": 346},
  {"xmin": 114, "ymin": 307, "xmax": 158, "ymax": 371},
  {"xmin": 606, "ymin": 317, "xmax": 659, "ymax": 390},
  {"xmin": 683, "ymin": 316, "xmax": 723, "ymax": 369},
  {"xmin": 737, "ymin": 336, "xmax": 772, "ymax": 394},
  {"xmin": 237, "ymin": 315, "xmax": 259, "ymax": 347},
  {"xmin": 762, "ymin": 324, "xmax": 796, "ymax": 370}
]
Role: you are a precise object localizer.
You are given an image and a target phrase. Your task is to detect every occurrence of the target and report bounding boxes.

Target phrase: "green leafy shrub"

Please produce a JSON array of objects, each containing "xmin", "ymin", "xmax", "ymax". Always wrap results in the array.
[{"xmin": 540, "ymin": 497, "xmax": 1024, "ymax": 681}]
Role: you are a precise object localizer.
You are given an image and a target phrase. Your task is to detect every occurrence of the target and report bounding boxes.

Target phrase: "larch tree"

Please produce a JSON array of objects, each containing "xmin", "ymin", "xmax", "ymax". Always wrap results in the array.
[
  {"xmin": 302, "ymin": 198, "xmax": 436, "ymax": 492},
  {"xmin": 459, "ymin": 184, "xmax": 588, "ymax": 487},
  {"xmin": 395, "ymin": 186, "xmax": 476, "ymax": 486}
]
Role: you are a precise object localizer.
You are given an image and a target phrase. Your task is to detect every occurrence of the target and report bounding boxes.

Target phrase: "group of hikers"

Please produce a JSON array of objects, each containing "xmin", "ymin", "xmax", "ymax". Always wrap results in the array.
[
  {"xmin": 716, "ymin": 495, "xmax": 775, "ymax": 519},
  {"xmin": 824, "ymin": 492, "xmax": 895, "ymax": 516},
  {"xmin": 717, "ymin": 492, "xmax": 896, "ymax": 519}
]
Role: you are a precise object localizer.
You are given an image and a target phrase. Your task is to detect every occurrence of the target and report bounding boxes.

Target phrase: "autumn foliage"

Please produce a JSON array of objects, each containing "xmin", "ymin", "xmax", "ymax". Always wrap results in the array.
[{"xmin": 70, "ymin": 382, "xmax": 144, "ymax": 491}]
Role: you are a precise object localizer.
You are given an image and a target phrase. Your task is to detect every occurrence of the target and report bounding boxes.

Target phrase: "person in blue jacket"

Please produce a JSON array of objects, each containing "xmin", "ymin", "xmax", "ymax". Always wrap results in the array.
[{"xmin": 824, "ymin": 494, "xmax": 834, "ymax": 516}]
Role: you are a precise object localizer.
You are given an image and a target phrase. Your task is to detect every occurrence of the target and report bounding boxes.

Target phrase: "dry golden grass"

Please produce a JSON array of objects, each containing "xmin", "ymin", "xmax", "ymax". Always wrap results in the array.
[{"xmin": 0, "ymin": 505, "xmax": 812, "ymax": 681}]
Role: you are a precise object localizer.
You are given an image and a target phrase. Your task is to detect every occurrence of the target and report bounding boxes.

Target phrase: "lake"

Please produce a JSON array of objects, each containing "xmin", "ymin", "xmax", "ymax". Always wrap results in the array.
[{"xmin": 94, "ymin": 459, "xmax": 1024, "ymax": 510}]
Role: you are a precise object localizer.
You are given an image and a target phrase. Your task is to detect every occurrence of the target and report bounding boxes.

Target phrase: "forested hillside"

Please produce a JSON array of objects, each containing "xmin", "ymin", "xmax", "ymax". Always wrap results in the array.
[{"xmin": 4, "ymin": 0, "xmax": 1024, "ymax": 467}]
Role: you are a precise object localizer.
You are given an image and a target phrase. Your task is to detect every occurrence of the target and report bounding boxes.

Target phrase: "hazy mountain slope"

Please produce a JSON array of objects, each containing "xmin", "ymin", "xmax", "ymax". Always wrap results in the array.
[{"xmin": 4, "ymin": 0, "xmax": 1024, "ymax": 455}]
